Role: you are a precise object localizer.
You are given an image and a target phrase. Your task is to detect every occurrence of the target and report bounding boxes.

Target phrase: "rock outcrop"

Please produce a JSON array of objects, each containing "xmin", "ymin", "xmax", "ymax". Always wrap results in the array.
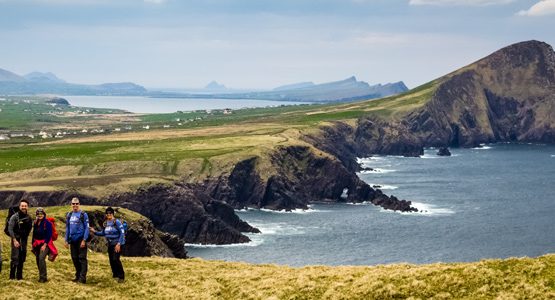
[
  {"xmin": 436, "ymin": 147, "xmax": 451, "ymax": 156},
  {"xmin": 205, "ymin": 144, "xmax": 417, "ymax": 212},
  {"xmin": 86, "ymin": 208, "xmax": 188, "ymax": 258}
]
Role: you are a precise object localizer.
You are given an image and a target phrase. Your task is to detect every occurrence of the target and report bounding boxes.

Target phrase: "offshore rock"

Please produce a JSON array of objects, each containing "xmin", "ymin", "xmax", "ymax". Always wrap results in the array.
[{"xmin": 437, "ymin": 147, "xmax": 452, "ymax": 156}]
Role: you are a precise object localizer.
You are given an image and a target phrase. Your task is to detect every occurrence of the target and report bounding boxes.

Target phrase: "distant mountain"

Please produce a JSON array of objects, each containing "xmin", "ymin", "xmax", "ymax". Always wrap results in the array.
[
  {"xmin": 273, "ymin": 82, "xmax": 315, "ymax": 91},
  {"xmin": 244, "ymin": 76, "xmax": 408, "ymax": 102},
  {"xmin": 205, "ymin": 81, "xmax": 227, "ymax": 91},
  {"xmin": 0, "ymin": 68, "xmax": 26, "ymax": 82},
  {"xmin": 0, "ymin": 68, "xmax": 147, "ymax": 96},
  {"xmin": 152, "ymin": 76, "xmax": 408, "ymax": 102},
  {"xmin": 24, "ymin": 71, "xmax": 66, "ymax": 83}
]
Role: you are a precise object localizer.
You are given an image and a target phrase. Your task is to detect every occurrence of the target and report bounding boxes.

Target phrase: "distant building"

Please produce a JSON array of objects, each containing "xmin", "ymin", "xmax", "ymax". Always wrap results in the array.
[
  {"xmin": 143, "ymin": 125, "xmax": 150, "ymax": 130},
  {"xmin": 223, "ymin": 108, "xmax": 233, "ymax": 115},
  {"xmin": 0, "ymin": 134, "xmax": 9, "ymax": 140},
  {"xmin": 163, "ymin": 125, "xmax": 170, "ymax": 128}
]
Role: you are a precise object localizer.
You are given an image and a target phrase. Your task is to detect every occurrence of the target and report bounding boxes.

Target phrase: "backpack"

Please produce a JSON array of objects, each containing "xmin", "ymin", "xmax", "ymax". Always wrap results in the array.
[
  {"xmin": 66, "ymin": 211, "xmax": 92, "ymax": 242},
  {"xmin": 36, "ymin": 217, "xmax": 58, "ymax": 241},
  {"xmin": 4, "ymin": 206, "xmax": 20, "ymax": 236}
]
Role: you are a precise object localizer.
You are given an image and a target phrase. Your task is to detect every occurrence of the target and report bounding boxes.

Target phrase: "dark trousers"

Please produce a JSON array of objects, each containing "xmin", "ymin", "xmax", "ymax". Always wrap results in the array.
[
  {"xmin": 70, "ymin": 240, "xmax": 88, "ymax": 282},
  {"xmin": 34, "ymin": 245, "xmax": 49, "ymax": 281},
  {"xmin": 10, "ymin": 238, "xmax": 27, "ymax": 280},
  {"xmin": 108, "ymin": 244, "xmax": 125, "ymax": 279}
]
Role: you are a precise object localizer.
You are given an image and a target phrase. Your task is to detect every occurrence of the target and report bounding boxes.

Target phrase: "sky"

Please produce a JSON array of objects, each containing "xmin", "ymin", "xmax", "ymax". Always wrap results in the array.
[{"xmin": 0, "ymin": 0, "xmax": 554, "ymax": 89}]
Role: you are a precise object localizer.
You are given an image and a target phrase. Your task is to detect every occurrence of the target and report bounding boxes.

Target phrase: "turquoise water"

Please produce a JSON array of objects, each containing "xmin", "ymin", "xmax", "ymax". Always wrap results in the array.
[
  {"xmin": 187, "ymin": 144, "xmax": 555, "ymax": 266},
  {"xmin": 63, "ymin": 95, "xmax": 310, "ymax": 113}
]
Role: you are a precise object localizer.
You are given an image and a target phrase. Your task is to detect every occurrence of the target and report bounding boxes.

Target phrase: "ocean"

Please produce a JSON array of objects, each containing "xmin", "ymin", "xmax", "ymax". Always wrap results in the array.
[
  {"xmin": 62, "ymin": 95, "xmax": 310, "ymax": 113},
  {"xmin": 187, "ymin": 144, "xmax": 555, "ymax": 266}
]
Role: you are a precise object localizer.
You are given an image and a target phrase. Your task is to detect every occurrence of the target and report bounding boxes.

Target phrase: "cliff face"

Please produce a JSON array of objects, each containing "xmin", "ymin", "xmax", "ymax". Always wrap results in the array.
[
  {"xmin": 205, "ymin": 144, "xmax": 416, "ymax": 212},
  {"xmin": 408, "ymin": 41, "xmax": 555, "ymax": 147},
  {"xmin": 343, "ymin": 41, "xmax": 555, "ymax": 155}
]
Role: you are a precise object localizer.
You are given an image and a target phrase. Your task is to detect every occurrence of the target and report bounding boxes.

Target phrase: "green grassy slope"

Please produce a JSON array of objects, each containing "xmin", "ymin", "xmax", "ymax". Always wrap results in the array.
[{"xmin": 1, "ymin": 206, "xmax": 554, "ymax": 299}]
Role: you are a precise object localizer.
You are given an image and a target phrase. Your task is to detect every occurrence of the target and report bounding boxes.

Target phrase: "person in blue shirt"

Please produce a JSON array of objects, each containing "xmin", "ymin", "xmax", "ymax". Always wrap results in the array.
[
  {"xmin": 64, "ymin": 197, "xmax": 90, "ymax": 284},
  {"xmin": 90, "ymin": 206, "xmax": 125, "ymax": 283}
]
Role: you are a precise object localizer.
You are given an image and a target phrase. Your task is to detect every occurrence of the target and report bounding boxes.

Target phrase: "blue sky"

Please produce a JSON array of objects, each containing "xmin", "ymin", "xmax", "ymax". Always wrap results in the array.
[{"xmin": 0, "ymin": 0, "xmax": 554, "ymax": 89}]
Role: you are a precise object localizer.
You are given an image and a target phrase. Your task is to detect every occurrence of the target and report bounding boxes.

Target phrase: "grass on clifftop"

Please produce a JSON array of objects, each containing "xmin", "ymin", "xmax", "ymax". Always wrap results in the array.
[{"xmin": 1, "ymin": 206, "xmax": 555, "ymax": 299}]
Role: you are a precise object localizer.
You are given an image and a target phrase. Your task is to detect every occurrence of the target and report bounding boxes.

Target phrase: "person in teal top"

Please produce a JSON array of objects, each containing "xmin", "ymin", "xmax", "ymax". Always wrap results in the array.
[{"xmin": 90, "ymin": 207, "xmax": 125, "ymax": 283}]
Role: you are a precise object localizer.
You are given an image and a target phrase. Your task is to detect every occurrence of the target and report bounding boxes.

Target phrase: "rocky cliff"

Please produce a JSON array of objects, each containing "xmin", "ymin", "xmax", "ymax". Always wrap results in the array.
[
  {"xmin": 204, "ymin": 144, "xmax": 416, "ymax": 212},
  {"xmin": 338, "ymin": 40, "xmax": 555, "ymax": 156}
]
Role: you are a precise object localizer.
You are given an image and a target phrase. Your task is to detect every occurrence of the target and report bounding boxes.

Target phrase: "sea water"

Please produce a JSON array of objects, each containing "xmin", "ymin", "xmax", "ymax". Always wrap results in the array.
[
  {"xmin": 187, "ymin": 144, "xmax": 555, "ymax": 266},
  {"xmin": 63, "ymin": 95, "xmax": 310, "ymax": 113}
]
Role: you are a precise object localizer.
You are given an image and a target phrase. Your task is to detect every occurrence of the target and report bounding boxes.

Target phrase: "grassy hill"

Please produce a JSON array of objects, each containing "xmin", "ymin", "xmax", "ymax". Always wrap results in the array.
[{"xmin": 1, "ymin": 209, "xmax": 555, "ymax": 299}]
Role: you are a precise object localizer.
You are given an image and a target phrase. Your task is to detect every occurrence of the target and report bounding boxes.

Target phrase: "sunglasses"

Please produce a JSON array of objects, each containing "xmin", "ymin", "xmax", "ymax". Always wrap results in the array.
[{"xmin": 71, "ymin": 203, "xmax": 80, "ymax": 205}]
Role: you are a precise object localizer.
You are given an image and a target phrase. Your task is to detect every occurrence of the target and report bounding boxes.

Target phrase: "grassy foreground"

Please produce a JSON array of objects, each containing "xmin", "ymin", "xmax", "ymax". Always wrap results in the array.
[
  {"xmin": 1, "ymin": 207, "xmax": 554, "ymax": 299},
  {"xmin": 1, "ymin": 248, "xmax": 555, "ymax": 299}
]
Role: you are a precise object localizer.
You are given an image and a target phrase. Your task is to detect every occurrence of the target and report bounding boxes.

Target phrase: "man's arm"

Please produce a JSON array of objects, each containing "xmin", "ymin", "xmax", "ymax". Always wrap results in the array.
[
  {"xmin": 82, "ymin": 212, "xmax": 90, "ymax": 241},
  {"xmin": 8, "ymin": 214, "xmax": 18, "ymax": 240},
  {"xmin": 65, "ymin": 213, "xmax": 70, "ymax": 243}
]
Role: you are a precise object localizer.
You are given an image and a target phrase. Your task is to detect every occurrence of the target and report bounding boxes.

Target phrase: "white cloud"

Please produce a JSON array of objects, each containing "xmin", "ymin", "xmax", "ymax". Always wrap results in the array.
[
  {"xmin": 517, "ymin": 0, "xmax": 555, "ymax": 16},
  {"xmin": 409, "ymin": 0, "xmax": 514, "ymax": 6}
]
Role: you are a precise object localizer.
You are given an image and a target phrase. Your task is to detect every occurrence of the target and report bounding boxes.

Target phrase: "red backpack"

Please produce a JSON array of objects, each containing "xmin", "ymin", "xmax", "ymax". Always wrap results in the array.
[
  {"xmin": 48, "ymin": 217, "xmax": 58, "ymax": 241},
  {"xmin": 38, "ymin": 217, "xmax": 58, "ymax": 241}
]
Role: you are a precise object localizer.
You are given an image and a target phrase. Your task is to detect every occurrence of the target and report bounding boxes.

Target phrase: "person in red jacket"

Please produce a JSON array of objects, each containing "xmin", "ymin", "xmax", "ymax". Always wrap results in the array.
[{"xmin": 32, "ymin": 207, "xmax": 52, "ymax": 283}]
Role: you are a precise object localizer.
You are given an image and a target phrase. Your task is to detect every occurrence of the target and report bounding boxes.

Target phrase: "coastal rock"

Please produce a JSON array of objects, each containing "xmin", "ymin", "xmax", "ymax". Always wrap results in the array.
[
  {"xmin": 437, "ymin": 147, "xmax": 451, "ymax": 156},
  {"xmin": 86, "ymin": 208, "xmax": 188, "ymax": 258},
  {"xmin": 205, "ymin": 145, "xmax": 418, "ymax": 213}
]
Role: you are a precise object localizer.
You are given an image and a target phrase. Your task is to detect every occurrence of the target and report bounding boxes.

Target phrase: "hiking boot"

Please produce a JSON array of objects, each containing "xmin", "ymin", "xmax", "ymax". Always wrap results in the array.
[
  {"xmin": 72, "ymin": 278, "xmax": 79, "ymax": 282},
  {"xmin": 38, "ymin": 278, "xmax": 48, "ymax": 283},
  {"xmin": 117, "ymin": 278, "xmax": 125, "ymax": 283},
  {"xmin": 78, "ymin": 278, "xmax": 86, "ymax": 284}
]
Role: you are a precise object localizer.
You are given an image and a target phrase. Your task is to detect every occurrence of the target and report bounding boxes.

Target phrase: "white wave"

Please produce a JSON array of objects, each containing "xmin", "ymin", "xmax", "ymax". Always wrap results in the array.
[
  {"xmin": 258, "ymin": 208, "xmax": 326, "ymax": 214},
  {"xmin": 345, "ymin": 201, "xmax": 372, "ymax": 206},
  {"xmin": 410, "ymin": 202, "xmax": 455, "ymax": 216},
  {"xmin": 185, "ymin": 238, "xmax": 264, "ymax": 248},
  {"xmin": 236, "ymin": 207, "xmax": 326, "ymax": 214},
  {"xmin": 357, "ymin": 156, "xmax": 386, "ymax": 164},
  {"xmin": 377, "ymin": 201, "xmax": 455, "ymax": 216},
  {"xmin": 358, "ymin": 168, "xmax": 396, "ymax": 174},
  {"xmin": 368, "ymin": 183, "xmax": 398, "ymax": 190},
  {"xmin": 420, "ymin": 154, "xmax": 439, "ymax": 159},
  {"xmin": 250, "ymin": 222, "xmax": 308, "ymax": 236},
  {"xmin": 473, "ymin": 144, "xmax": 492, "ymax": 150}
]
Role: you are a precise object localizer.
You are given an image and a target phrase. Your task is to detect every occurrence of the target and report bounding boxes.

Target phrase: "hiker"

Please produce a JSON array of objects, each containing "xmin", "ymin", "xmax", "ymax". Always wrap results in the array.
[
  {"xmin": 89, "ymin": 207, "xmax": 125, "ymax": 283},
  {"xmin": 7, "ymin": 199, "xmax": 33, "ymax": 280},
  {"xmin": 31, "ymin": 207, "xmax": 58, "ymax": 283},
  {"xmin": 65, "ymin": 197, "xmax": 90, "ymax": 283}
]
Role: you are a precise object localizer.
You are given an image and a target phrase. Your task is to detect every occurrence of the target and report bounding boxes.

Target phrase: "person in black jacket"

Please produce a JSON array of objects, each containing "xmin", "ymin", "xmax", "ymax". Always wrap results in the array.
[
  {"xmin": 7, "ymin": 199, "xmax": 33, "ymax": 280},
  {"xmin": 32, "ymin": 207, "xmax": 52, "ymax": 283}
]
